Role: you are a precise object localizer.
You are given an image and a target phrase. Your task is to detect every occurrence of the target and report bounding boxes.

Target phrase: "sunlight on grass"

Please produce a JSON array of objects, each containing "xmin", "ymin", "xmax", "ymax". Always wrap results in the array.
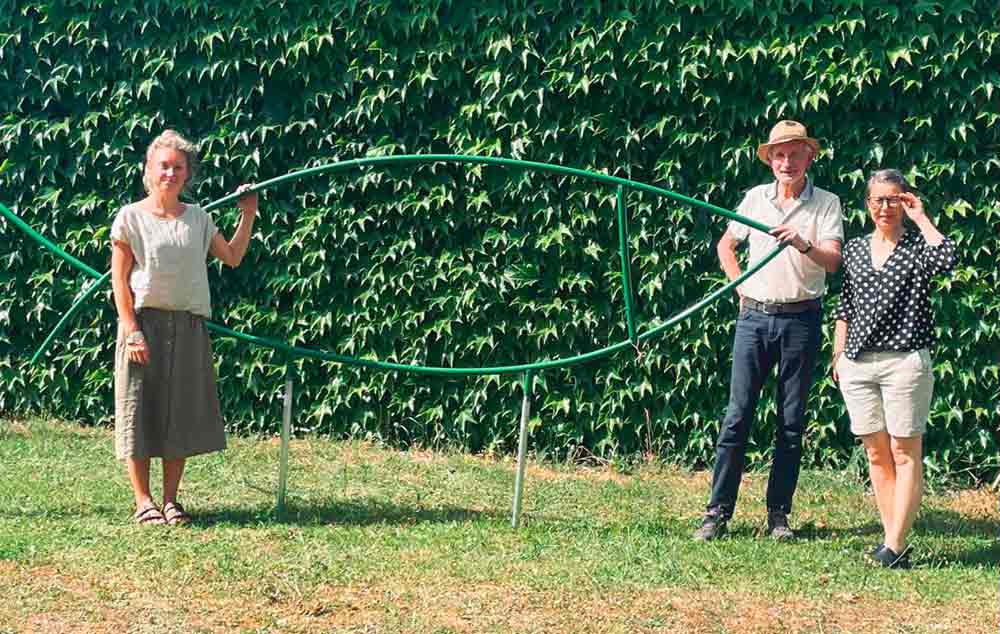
[{"xmin": 0, "ymin": 418, "xmax": 996, "ymax": 634}]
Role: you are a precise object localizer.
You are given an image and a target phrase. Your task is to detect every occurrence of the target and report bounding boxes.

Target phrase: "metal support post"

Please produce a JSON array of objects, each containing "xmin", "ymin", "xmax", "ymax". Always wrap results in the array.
[
  {"xmin": 511, "ymin": 369, "xmax": 534, "ymax": 529},
  {"xmin": 276, "ymin": 363, "xmax": 293, "ymax": 515}
]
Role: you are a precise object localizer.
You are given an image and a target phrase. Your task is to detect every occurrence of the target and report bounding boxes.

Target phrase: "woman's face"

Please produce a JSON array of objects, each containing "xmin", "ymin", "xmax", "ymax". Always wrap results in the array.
[
  {"xmin": 146, "ymin": 147, "xmax": 189, "ymax": 196},
  {"xmin": 867, "ymin": 181, "xmax": 905, "ymax": 233}
]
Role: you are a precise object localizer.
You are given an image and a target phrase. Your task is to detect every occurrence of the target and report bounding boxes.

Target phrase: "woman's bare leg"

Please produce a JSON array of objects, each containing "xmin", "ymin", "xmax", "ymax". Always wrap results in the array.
[
  {"xmin": 885, "ymin": 434, "xmax": 923, "ymax": 553},
  {"xmin": 861, "ymin": 431, "xmax": 895, "ymax": 546}
]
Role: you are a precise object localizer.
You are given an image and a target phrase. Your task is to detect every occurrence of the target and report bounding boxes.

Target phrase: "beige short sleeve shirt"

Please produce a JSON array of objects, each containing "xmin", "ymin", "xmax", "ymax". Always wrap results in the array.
[
  {"xmin": 727, "ymin": 179, "xmax": 844, "ymax": 303},
  {"xmin": 110, "ymin": 203, "xmax": 219, "ymax": 318}
]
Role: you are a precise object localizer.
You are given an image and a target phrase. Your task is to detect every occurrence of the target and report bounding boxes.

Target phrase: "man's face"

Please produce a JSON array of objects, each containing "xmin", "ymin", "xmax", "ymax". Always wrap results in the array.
[{"xmin": 767, "ymin": 141, "xmax": 813, "ymax": 188}]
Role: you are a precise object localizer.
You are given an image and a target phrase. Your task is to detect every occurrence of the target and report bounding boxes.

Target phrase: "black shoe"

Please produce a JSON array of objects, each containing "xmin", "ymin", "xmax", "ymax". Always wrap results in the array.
[
  {"xmin": 871, "ymin": 545, "xmax": 912, "ymax": 569},
  {"xmin": 870, "ymin": 542, "xmax": 885, "ymax": 557},
  {"xmin": 693, "ymin": 512, "xmax": 728, "ymax": 541},
  {"xmin": 766, "ymin": 511, "xmax": 795, "ymax": 541}
]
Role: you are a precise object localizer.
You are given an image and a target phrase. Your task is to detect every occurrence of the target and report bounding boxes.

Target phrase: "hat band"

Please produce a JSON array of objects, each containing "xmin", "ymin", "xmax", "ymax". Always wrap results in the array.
[{"xmin": 764, "ymin": 135, "xmax": 817, "ymax": 147}]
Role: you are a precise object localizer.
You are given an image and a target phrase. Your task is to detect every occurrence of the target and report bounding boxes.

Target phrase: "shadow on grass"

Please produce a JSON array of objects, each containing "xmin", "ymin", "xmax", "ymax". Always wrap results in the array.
[
  {"xmin": 791, "ymin": 508, "xmax": 999, "ymax": 569},
  {"xmin": 924, "ymin": 540, "xmax": 1000, "ymax": 567},
  {"xmin": 795, "ymin": 507, "xmax": 998, "ymax": 538},
  {"xmin": 193, "ymin": 496, "xmax": 504, "ymax": 528},
  {"xmin": 913, "ymin": 508, "xmax": 1000, "ymax": 567}
]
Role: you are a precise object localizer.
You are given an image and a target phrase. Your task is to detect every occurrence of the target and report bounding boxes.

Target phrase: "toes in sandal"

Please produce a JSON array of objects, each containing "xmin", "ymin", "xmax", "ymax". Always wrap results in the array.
[
  {"xmin": 134, "ymin": 503, "xmax": 166, "ymax": 526},
  {"xmin": 163, "ymin": 502, "xmax": 192, "ymax": 526}
]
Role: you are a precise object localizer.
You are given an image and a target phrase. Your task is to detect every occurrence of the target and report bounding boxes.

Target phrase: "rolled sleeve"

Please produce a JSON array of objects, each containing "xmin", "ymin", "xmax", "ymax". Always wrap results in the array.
[
  {"xmin": 831, "ymin": 269, "xmax": 854, "ymax": 322},
  {"xmin": 918, "ymin": 237, "xmax": 956, "ymax": 277}
]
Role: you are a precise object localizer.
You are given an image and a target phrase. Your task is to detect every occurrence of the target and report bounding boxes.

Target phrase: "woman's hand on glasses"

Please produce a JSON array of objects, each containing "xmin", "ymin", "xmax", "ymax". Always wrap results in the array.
[{"xmin": 899, "ymin": 191, "xmax": 926, "ymax": 221}]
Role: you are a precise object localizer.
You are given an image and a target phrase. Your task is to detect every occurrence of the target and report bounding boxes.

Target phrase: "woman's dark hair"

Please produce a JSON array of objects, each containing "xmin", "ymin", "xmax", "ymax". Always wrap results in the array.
[
  {"xmin": 865, "ymin": 168, "xmax": 914, "ymax": 199},
  {"xmin": 866, "ymin": 169, "xmax": 920, "ymax": 228}
]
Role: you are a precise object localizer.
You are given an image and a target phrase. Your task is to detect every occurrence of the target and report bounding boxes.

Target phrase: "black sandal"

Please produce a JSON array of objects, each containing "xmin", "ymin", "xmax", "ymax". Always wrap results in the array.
[
  {"xmin": 134, "ymin": 503, "xmax": 166, "ymax": 525},
  {"xmin": 163, "ymin": 502, "xmax": 192, "ymax": 526}
]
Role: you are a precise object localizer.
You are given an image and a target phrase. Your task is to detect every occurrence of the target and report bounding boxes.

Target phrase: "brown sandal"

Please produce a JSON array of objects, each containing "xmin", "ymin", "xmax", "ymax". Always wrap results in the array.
[
  {"xmin": 134, "ymin": 503, "xmax": 166, "ymax": 525},
  {"xmin": 163, "ymin": 502, "xmax": 192, "ymax": 526}
]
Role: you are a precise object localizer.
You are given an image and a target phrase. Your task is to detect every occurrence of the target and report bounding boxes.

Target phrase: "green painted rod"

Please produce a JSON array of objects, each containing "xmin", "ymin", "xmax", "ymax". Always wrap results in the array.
[{"xmin": 616, "ymin": 185, "xmax": 639, "ymax": 345}]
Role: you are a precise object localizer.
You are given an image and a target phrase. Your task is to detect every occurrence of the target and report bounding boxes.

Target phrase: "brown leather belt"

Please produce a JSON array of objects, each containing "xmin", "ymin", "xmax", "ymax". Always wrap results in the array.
[{"xmin": 742, "ymin": 297, "xmax": 821, "ymax": 314}]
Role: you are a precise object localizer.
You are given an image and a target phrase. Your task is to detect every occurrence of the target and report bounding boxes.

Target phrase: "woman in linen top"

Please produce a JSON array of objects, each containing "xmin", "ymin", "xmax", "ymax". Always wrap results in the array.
[
  {"xmin": 831, "ymin": 169, "xmax": 955, "ymax": 568},
  {"xmin": 111, "ymin": 129, "xmax": 258, "ymax": 526}
]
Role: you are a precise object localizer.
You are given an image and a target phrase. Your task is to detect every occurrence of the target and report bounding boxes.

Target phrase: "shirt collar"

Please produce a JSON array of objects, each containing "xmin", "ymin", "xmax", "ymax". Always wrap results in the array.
[{"xmin": 768, "ymin": 176, "xmax": 814, "ymax": 203}]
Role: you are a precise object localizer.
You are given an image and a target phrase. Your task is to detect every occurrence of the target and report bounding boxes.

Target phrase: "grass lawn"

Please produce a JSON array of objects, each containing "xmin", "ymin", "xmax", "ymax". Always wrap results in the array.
[{"xmin": 0, "ymin": 418, "xmax": 996, "ymax": 633}]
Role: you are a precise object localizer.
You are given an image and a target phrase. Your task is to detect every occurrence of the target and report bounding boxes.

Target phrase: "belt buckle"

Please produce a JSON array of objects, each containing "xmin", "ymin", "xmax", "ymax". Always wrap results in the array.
[{"xmin": 762, "ymin": 302, "xmax": 779, "ymax": 315}]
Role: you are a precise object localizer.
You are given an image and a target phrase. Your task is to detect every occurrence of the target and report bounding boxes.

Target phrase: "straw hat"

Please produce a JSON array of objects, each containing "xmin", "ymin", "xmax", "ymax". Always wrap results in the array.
[{"xmin": 757, "ymin": 120, "xmax": 821, "ymax": 164}]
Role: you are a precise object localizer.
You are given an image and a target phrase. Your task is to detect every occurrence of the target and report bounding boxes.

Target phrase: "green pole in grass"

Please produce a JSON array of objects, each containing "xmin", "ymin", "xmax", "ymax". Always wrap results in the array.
[
  {"xmin": 277, "ymin": 361, "xmax": 293, "ymax": 516},
  {"xmin": 511, "ymin": 369, "xmax": 534, "ymax": 529}
]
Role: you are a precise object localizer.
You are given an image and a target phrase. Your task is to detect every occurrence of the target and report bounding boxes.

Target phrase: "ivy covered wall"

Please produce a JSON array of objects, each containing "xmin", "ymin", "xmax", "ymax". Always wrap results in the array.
[{"xmin": 1, "ymin": 0, "xmax": 997, "ymax": 482}]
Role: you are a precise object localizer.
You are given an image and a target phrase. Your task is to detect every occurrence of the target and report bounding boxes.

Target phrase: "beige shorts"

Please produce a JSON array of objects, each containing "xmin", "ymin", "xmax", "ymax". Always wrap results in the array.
[{"xmin": 836, "ymin": 349, "xmax": 934, "ymax": 438}]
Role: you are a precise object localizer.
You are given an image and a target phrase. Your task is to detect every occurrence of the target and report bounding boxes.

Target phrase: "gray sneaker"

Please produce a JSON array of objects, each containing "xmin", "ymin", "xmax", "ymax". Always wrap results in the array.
[
  {"xmin": 693, "ymin": 513, "xmax": 728, "ymax": 541},
  {"xmin": 766, "ymin": 511, "xmax": 795, "ymax": 541}
]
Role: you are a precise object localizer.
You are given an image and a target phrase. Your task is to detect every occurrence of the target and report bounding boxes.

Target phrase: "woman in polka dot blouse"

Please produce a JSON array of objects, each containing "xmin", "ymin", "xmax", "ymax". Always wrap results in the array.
[{"xmin": 831, "ymin": 169, "xmax": 955, "ymax": 569}]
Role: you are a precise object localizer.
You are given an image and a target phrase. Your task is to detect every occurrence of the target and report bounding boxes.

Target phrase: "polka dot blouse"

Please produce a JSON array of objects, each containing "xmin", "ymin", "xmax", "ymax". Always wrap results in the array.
[{"xmin": 832, "ymin": 230, "xmax": 955, "ymax": 360}]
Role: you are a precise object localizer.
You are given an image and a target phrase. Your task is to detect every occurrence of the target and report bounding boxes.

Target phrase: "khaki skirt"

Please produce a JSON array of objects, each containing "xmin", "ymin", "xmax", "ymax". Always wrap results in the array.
[{"xmin": 114, "ymin": 308, "xmax": 226, "ymax": 460}]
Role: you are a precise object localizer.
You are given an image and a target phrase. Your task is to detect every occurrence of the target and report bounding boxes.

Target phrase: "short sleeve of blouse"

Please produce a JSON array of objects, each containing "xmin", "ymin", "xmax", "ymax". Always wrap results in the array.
[
  {"xmin": 110, "ymin": 206, "xmax": 134, "ymax": 246},
  {"xmin": 194, "ymin": 205, "xmax": 219, "ymax": 255}
]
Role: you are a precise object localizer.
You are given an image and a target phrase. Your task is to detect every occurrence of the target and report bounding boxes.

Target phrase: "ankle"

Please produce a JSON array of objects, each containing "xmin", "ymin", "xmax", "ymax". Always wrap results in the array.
[{"xmin": 885, "ymin": 538, "xmax": 906, "ymax": 553}]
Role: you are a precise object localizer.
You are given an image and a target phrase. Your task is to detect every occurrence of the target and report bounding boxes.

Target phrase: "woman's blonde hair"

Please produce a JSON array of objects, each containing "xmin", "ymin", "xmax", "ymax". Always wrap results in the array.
[{"xmin": 142, "ymin": 129, "xmax": 200, "ymax": 195}]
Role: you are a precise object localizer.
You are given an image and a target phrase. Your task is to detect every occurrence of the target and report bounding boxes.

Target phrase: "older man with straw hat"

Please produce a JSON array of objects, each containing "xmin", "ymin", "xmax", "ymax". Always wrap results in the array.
[{"xmin": 693, "ymin": 120, "xmax": 844, "ymax": 541}]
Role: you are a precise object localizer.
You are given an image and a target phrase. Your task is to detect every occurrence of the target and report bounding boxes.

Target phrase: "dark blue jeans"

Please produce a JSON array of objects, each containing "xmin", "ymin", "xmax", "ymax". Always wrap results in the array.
[{"xmin": 707, "ymin": 306, "xmax": 822, "ymax": 520}]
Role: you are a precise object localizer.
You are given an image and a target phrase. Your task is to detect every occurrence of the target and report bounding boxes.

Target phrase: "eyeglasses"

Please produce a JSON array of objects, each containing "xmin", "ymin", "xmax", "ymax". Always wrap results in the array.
[{"xmin": 868, "ymin": 196, "xmax": 902, "ymax": 208}]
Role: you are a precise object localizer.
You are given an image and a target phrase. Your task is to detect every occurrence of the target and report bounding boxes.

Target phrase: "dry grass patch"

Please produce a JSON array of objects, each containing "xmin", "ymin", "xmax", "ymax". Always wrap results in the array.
[
  {"xmin": 942, "ymin": 488, "xmax": 999, "ymax": 519},
  {"xmin": 276, "ymin": 583, "xmax": 999, "ymax": 634},
  {"xmin": 20, "ymin": 563, "xmax": 995, "ymax": 634}
]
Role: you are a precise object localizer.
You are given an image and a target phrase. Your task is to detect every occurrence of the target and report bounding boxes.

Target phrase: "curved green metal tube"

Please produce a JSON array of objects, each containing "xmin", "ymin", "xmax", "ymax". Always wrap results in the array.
[
  {"xmin": 30, "ymin": 270, "xmax": 112, "ymax": 364},
  {"xmin": 2, "ymin": 154, "xmax": 782, "ymax": 374},
  {"xmin": 0, "ymin": 202, "xmax": 102, "ymax": 279},
  {"xmin": 202, "ymin": 154, "xmax": 772, "ymax": 235}
]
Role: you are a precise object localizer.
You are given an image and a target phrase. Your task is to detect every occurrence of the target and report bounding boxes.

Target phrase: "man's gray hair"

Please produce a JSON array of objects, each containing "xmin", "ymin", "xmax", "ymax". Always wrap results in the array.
[{"xmin": 142, "ymin": 129, "xmax": 200, "ymax": 195}]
